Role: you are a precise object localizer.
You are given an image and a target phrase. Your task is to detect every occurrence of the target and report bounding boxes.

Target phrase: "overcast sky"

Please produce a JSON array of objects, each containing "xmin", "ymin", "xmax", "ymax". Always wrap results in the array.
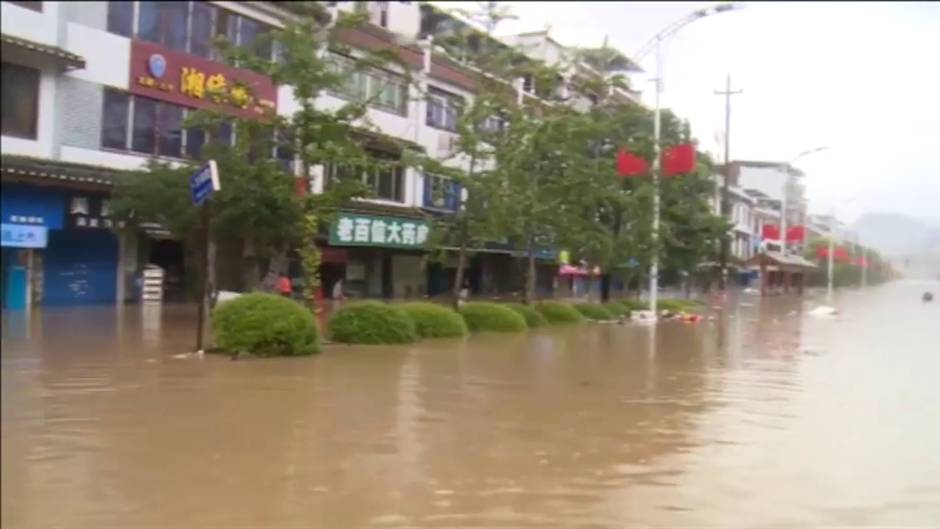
[{"xmin": 432, "ymin": 1, "xmax": 940, "ymax": 226}]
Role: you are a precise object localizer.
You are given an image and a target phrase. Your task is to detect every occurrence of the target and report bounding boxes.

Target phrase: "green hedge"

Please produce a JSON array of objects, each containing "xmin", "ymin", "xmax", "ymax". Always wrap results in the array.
[
  {"xmin": 212, "ymin": 293, "xmax": 319, "ymax": 356},
  {"xmin": 604, "ymin": 301, "xmax": 630, "ymax": 317},
  {"xmin": 573, "ymin": 303, "xmax": 614, "ymax": 321},
  {"xmin": 401, "ymin": 302, "xmax": 468, "ymax": 338},
  {"xmin": 617, "ymin": 299, "xmax": 649, "ymax": 312},
  {"xmin": 658, "ymin": 299, "xmax": 700, "ymax": 313},
  {"xmin": 505, "ymin": 303, "xmax": 548, "ymax": 328},
  {"xmin": 535, "ymin": 301, "xmax": 585, "ymax": 324},
  {"xmin": 330, "ymin": 301, "xmax": 417, "ymax": 344},
  {"xmin": 460, "ymin": 302, "xmax": 527, "ymax": 333}
]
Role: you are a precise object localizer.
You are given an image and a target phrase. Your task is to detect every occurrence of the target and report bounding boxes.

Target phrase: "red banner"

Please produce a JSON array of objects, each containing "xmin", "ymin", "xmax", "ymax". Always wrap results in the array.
[
  {"xmin": 817, "ymin": 245, "xmax": 851, "ymax": 263},
  {"xmin": 129, "ymin": 39, "xmax": 277, "ymax": 119},
  {"xmin": 762, "ymin": 224, "xmax": 780, "ymax": 240},
  {"xmin": 786, "ymin": 225, "xmax": 806, "ymax": 242},
  {"xmin": 662, "ymin": 144, "xmax": 696, "ymax": 176},
  {"xmin": 616, "ymin": 149, "xmax": 648, "ymax": 177},
  {"xmin": 761, "ymin": 224, "xmax": 806, "ymax": 242}
]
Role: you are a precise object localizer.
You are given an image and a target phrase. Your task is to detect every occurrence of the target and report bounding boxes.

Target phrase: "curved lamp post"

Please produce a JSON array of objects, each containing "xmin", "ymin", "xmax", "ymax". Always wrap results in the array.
[{"xmin": 634, "ymin": 3, "xmax": 740, "ymax": 317}]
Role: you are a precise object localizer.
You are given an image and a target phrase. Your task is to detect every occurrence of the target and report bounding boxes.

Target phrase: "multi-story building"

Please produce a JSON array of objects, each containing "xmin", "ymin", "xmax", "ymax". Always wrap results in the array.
[
  {"xmin": 1, "ymin": 1, "xmax": 641, "ymax": 309},
  {"xmin": 729, "ymin": 160, "xmax": 808, "ymax": 255}
]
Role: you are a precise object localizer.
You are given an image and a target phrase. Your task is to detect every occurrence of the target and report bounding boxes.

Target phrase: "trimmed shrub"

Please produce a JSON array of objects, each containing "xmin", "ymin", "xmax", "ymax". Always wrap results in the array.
[
  {"xmin": 619, "ymin": 299, "xmax": 649, "ymax": 312},
  {"xmin": 535, "ymin": 301, "xmax": 585, "ymax": 324},
  {"xmin": 658, "ymin": 299, "xmax": 700, "ymax": 313},
  {"xmin": 505, "ymin": 303, "xmax": 548, "ymax": 328},
  {"xmin": 460, "ymin": 302, "xmax": 527, "ymax": 333},
  {"xmin": 573, "ymin": 303, "xmax": 614, "ymax": 321},
  {"xmin": 401, "ymin": 302, "xmax": 468, "ymax": 338},
  {"xmin": 330, "ymin": 301, "xmax": 417, "ymax": 344},
  {"xmin": 604, "ymin": 301, "xmax": 630, "ymax": 318},
  {"xmin": 213, "ymin": 293, "xmax": 319, "ymax": 357}
]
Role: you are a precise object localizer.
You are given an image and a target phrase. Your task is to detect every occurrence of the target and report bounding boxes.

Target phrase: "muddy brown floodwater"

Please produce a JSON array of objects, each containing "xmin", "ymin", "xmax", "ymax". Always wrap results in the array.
[{"xmin": 3, "ymin": 281, "xmax": 940, "ymax": 528}]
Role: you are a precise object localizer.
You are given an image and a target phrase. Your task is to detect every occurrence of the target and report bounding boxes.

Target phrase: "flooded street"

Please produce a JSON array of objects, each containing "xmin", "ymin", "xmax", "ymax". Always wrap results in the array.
[{"xmin": 3, "ymin": 281, "xmax": 940, "ymax": 528}]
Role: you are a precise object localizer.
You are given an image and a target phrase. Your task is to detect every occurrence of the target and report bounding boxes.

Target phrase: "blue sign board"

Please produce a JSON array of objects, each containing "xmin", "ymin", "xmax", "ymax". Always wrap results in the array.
[
  {"xmin": 190, "ymin": 160, "xmax": 220, "ymax": 206},
  {"xmin": 1, "ymin": 223, "xmax": 48, "ymax": 248}
]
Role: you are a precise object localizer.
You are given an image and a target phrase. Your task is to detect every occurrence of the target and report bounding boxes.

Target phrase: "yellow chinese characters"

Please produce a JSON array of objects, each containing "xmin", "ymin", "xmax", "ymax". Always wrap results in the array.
[
  {"xmin": 205, "ymin": 73, "xmax": 228, "ymax": 103},
  {"xmin": 229, "ymin": 84, "xmax": 251, "ymax": 109},
  {"xmin": 180, "ymin": 67, "xmax": 205, "ymax": 99}
]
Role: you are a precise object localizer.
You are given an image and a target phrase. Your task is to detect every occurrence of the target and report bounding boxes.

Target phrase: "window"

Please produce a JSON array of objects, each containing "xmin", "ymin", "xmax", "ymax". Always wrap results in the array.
[
  {"xmin": 326, "ymin": 151, "xmax": 405, "ymax": 202},
  {"xmin": 331, "ymin": 54, "xmax": 408, "ymax": 116},
  {"xmin": 102, "ymin": 88, "xmax": 224, "ymax": 159},
  {"xmin": 8, "ymin": 1, "xmax": 42, "ymax": 11},
  {"xmin": 101, "ymin": 89, "xmax": 130, "ymax": 149},
  {"xmin": 368, "ymin": 164, "xmax": 404, "ymax": 202},
  {"xmin": 131, "ymin": 97, "xmax": 157, "ymax": 154},
  {"xmin": 424, "ymin": 174, "xmax": 460, "ymax": 210},
  {"xmin": 479, "ymin": 115, "xmax": 505, "ymax": 134},
  {"xmin": 189, "ymin": 1, "xmax": 213, "ymax": 57},
  {"xmin": 106, "ymin": 1, "xmax": 133, "ymax": 37},
  {"xmin": 138, "ymin": 1, "xmax": 189, "ymax": 52},
  {"xmin": 238, "ymin": 16, "xmax": 272, "ymax": 60},
  {"xmin": 110, "ymin": 2, "xmax": 275, "ymax": 60},
  {"xmin": 1, "ymin": 62, "xmax": 40, "ymax": 139},
  {"xmin": 426, "ymin": 87, "xmax": 463, "ymax": 132}
]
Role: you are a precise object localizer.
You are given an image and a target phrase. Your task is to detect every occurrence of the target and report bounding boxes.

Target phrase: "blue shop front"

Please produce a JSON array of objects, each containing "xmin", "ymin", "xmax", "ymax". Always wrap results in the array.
[{"xmin": 2, "ymin": 184, "xmax": 118, "ymax": 309}]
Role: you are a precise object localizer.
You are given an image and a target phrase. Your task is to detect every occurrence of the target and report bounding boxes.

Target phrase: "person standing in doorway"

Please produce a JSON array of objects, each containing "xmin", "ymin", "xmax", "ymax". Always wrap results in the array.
[
  {"xmin": 277, "ymin": 273, "xmax": 293, "ymax": 299},
  {"xmin": 331, "ymin": 279, "xmax": 345, "ymax": 313}
]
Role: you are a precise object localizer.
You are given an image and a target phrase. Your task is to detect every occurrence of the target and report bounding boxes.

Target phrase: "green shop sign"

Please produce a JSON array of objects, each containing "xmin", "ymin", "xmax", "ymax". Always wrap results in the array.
[{"xmin": 330, "ymin": 213, "xmax": 430, "ymax": 248}]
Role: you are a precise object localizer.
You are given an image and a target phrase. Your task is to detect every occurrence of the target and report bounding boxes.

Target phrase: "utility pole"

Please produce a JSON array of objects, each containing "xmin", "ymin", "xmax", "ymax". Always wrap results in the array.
[{"xmin": 715, "ymin": 74, "xmax": 742, "ymax": 290}]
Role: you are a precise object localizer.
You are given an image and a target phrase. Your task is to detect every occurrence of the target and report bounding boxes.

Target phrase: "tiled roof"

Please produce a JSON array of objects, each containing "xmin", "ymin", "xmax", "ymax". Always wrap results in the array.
[{"xmin": 1, "ymin": 33, "xmax": 85, "ymax": 69}]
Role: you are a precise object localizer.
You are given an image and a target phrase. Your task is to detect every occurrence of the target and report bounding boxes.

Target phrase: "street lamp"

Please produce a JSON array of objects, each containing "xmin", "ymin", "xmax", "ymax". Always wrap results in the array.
[
  {"xmin": 825, "ymin": 196, "xmax": 856, "ymax": 302},
  {"xmin": 779, "ymin": 146, "xmax": 827, "ymax": 256},
  {"xmin": 635, "ymin": 3, "xmax": 741, "ymax": 317}
]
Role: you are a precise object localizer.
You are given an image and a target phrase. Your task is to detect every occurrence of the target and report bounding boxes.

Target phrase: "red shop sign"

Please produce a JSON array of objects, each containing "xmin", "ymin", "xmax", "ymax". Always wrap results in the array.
[{"xmin": 128, "ymin": 40, "xmax": 277, "ymax": 119}]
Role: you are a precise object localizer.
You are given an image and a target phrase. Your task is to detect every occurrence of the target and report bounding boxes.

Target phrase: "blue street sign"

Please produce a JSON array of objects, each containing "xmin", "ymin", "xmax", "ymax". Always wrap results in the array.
[{"xmin": 190, "ymin": 160, "xmax": 220, "ymax": 206}]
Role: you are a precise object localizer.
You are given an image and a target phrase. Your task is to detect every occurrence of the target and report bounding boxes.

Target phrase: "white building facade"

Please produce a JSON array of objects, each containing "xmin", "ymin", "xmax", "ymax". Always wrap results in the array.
[{"xmin": 2, "ymin": 1, "xmax": 638, "ymax": 308}]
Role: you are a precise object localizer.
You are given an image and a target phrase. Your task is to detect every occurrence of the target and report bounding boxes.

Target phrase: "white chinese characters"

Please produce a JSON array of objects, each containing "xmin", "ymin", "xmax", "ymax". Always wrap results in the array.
[{"xmin": 333, "ymin": 215, "xmax": 429, "ymax": 247}]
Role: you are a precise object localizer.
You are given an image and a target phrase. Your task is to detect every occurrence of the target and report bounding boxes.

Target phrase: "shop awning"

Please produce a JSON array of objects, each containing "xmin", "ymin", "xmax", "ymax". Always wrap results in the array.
[
  {"xmin": 1, "ymin": 33, "xmax": 85, "ymax": 70},
  {"xmin": 746, "ymin": 251, "xmax": 817, "ymax": 272},
  {"xmin": 1, "ymin": 155, "xmax": 127, "ymax": 190}
]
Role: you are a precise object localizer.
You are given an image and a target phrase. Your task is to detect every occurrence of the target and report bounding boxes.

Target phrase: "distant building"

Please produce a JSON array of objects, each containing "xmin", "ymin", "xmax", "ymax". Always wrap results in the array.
[{"xmin": 728, "ymin": 161, "xmax": 808, "ymax": 255}]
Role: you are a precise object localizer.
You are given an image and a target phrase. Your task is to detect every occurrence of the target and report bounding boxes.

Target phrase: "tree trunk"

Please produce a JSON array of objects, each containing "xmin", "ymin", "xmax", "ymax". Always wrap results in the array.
[
  {"xmin": 600, "ymin": 274, "xmax": 611, "ymax": 302},
  {"xmin": 452, "ymin": 235, "xmax": 467, "ymax": 311},
  {"xmin": 523, "ymin": 235, "xmax": 536, "ymax": 304},
  {"xmin": 242, "ymin": 238, "xmax": 261, "ymax": 291}
]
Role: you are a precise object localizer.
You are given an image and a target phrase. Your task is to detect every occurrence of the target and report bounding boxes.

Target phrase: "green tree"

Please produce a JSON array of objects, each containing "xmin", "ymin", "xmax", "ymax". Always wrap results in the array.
[{"xmin": 113, "ymin": 3, "xmax": 410, "ymax": 306}]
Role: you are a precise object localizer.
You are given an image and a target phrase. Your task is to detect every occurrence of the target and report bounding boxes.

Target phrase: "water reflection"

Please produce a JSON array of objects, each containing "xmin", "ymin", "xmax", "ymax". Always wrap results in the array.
[{"xmin": 2, "ymin": 281, "xmax": 940, "ymax": 527}]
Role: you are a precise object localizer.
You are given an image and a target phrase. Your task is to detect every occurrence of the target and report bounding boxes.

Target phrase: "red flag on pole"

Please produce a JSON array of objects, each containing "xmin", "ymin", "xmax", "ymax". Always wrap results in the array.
[
  {"xmin": 662, "ymin": 143, "xmax": 696, "ymax": 176},
  {"xmin": 616, "ymin": 149, "xmax": 649, "ymax": 177}
]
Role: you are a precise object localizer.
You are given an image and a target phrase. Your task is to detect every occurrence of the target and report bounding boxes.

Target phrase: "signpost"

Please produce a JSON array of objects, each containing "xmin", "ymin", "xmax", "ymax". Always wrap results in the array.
[{"xmin": 191, "ymin": 161, "xmax": 220, "ymax": 353}]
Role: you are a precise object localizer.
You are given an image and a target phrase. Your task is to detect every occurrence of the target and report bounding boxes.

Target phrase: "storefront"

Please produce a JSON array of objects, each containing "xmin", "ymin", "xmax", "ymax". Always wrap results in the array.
[
  {"xmin": 324, "ymin": 210, "xmax": 431, "ymax": 299},
  {"xmin": 2, "ymin": 159, "xmax": 125, "ymax": 308}
]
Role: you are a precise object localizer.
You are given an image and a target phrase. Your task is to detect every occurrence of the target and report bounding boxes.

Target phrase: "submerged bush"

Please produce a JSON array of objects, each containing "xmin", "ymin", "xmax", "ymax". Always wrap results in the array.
[
  {"xmin": 658, "ymin": 299, "xmax": 700, "ymax": 313},
  {"xmin": 604, "ymin": 301, "xmax": 630, "ymax": 318},
  {"xmin": 213, "ymin": 293, "xmax": 319, "ymax": 356},
  {"xmin": 401, "ymin": 302, "xmax": 468, "ymax": 338},
  {"xmin": 535, "ymin": 301, "xmax": 585, "ymax": 324},
  {"xmin": 460, "ymin": 302, "xmax": 527, "ymax": 333},
  {"xmin": 330, "ymin": 301, "xmax": 416, "ymax": 344},
  {"xmin": 505, "ymin": 303, "xmax": 548, "ymax": 328},
  {"xmin": 573, "ymin": 303, "xmax": 614, "ymax": 321}
]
